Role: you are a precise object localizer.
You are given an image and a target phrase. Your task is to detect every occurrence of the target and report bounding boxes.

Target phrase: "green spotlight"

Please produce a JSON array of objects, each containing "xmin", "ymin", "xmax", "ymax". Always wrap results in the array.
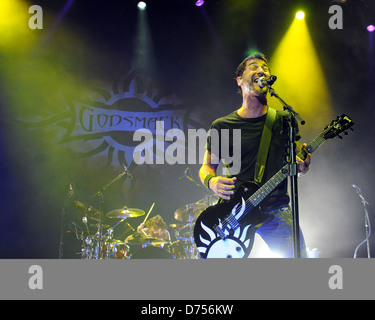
[{"xmin": 296, "ymin": 11, "xmax": 305, "ymax": 20}]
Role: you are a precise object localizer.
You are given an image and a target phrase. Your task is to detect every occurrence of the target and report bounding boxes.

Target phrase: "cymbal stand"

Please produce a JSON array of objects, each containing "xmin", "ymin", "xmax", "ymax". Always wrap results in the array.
[
  {"xmin": 92, "ymin": 165, "xmax": 132, "ymax": 259},
  {"xmin": 268, "ymin": 85, "xmax": 305, "ymax": 258},
  {"xmin": 353, "ymin": 184, "xmax": 371, "ymax": 258},
  {"xmin": 59, "ymin": 183, "xmax": 74, "ymax": 259}
]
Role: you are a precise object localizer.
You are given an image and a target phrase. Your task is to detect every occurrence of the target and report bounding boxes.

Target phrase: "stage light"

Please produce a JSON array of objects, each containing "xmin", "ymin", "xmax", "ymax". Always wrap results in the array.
[
  {"xmin": 196, "ymin": 0, "xmax": 204, "ymax": 7},
  {"xmin": 0, "ymin": 0, "xmax": 36, "ymax": 52},
  {"xmin": 367, "ymin": 25, "xmax": 375, "ymax": 33},
  {"xmin": 296, "ymin": 11, "xmax": 305, "ymax": 20},
  {"xmin": 270, "ymin": 13, "xmax": 334, "ymax": 132},
  {"xmin": 137, "ymin": 1, "xmax": 147, "ymax": 10}
]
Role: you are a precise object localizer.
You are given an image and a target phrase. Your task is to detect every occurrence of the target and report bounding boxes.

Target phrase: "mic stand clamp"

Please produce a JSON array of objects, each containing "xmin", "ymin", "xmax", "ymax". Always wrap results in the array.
[{"xmin": 268, "ymin": 84, "xmax": 305, "ymax": 258}]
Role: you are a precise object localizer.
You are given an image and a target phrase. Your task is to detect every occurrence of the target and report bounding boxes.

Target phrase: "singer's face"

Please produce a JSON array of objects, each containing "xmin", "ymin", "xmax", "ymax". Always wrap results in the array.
[{"xmin": 238, "ymin": 58, "xmax": 271, "ymax": 96}]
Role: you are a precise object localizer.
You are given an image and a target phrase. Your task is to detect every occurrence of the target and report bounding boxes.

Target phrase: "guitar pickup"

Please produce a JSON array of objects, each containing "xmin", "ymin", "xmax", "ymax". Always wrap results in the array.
[{"xmin": 213, "ymin": 225, "xmax": 227, "ymax": 240}]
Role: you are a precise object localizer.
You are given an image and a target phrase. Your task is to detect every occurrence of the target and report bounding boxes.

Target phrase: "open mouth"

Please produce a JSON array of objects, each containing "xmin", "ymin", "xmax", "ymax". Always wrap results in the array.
[{"xmin": 253, "ymin": 77, "xmax": 263, "ymax": 87}]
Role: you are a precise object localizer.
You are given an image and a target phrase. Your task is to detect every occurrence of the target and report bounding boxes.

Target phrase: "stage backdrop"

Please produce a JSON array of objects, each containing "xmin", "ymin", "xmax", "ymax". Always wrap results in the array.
[{"xmin": 0, "ymin": 0, "xmax": 374, "ymax": 258}]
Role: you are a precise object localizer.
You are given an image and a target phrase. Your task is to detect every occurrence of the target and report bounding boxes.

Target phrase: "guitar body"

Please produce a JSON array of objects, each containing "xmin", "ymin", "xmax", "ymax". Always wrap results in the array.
[
  {"xmin": 193, "ymin": 114, "xmax": 354, "ymax": 259},
  {"xmin": 194, "ymin": 182, "xmax": 271, "ymax": 259}
]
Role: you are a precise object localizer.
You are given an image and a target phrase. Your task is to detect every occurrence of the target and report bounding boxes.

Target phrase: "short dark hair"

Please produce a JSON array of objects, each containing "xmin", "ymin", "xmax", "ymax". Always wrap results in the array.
[
  {"xmin": 235, "ymin": 52, "xmax": 268, "ymax": 94},
  {"xmin": 235, "ymin": 52, "xmax": 269, "ymax": 78}
]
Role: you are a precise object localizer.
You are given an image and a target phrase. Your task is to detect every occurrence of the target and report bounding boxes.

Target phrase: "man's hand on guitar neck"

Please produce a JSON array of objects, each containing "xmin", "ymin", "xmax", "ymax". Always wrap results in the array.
[{"xmin": 297, "ymin": 143, "xmax": 311, "ymax": 176}]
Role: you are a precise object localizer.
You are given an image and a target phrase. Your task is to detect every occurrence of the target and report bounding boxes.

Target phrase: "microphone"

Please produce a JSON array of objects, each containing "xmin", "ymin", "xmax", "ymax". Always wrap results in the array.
[{"xmin": 257, "ymin": 75, "xmax": 277, "ymax": 88}]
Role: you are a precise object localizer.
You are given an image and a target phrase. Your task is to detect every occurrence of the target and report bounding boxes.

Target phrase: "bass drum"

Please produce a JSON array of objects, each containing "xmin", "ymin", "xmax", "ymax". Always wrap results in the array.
[{"xmin": 131, "ymin": 246, "xmax": 173, "ymax": 259}]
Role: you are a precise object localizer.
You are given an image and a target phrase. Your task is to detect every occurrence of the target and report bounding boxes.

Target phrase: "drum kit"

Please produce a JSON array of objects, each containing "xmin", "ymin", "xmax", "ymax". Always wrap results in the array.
[
  {"xmin": 63, "ymin": 166, "xmax": 218, "ymax": 259},
  {"xmin": 69, "ymin": 195, "xmax": 217, "ymax": 260}
]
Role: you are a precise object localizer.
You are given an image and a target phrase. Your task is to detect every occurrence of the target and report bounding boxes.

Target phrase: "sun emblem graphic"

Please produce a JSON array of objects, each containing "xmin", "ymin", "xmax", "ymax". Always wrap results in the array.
[
  {"xmin": 194, "ymin": 198, "xmax": 257, "ymax": 259},
  {"xmin": 16, "ymin": 70, "xmax": 194, "ymax": 171}
]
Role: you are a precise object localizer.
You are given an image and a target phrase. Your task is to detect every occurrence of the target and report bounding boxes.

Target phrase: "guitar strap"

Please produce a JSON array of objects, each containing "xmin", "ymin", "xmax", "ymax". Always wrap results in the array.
[{"xmin": 254, "ymin": 107, "xmax": 277, "ymax": 184}]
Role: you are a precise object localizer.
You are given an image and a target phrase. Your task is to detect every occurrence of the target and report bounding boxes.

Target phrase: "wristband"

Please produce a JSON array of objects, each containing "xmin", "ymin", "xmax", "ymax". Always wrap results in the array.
[{"xmin": 204, "ymin": 174, "xmax": 215, "ymax": 190}]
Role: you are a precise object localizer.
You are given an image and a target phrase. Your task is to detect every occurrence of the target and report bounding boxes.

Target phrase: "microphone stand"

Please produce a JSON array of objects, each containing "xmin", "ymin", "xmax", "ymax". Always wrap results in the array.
[
  {"xmin": 353, "ymin": 185, "xmax": 371, "ymax": 258},
  {"xmin": 91, "ymin": 166, "xmax": 132, "ymax": 259},
  {"xmin": 268, "ymin": 86, "xmax": 305, "ymax": 258}
]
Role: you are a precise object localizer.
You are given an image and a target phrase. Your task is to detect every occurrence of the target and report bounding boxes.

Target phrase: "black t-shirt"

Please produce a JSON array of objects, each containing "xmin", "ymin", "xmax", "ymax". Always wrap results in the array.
[{"xmin": 206, "ymin": 108, "xmax": 301, "ymax": 211}]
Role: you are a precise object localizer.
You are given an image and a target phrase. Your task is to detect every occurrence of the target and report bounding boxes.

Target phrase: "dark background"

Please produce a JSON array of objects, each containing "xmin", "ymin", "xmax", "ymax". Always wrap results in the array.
[{"xmin": 0, "ymin": 0, "xmax": 374, "ymax": 258}]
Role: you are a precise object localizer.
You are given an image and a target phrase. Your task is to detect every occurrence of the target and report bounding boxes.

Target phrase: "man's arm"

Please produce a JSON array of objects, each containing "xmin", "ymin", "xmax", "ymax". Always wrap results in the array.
[{"xmin": 199, "ymin": 150, "xmax": 236, "ymax": 201}]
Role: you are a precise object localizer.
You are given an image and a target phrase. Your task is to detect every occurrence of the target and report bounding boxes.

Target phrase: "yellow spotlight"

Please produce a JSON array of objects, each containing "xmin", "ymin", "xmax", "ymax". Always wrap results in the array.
[
  {"xmin": 0, "ymin": 0, "xmax": 36, "ymax": 52},
  {"xmin": 269, "ymin": 14, "xmax": 333, "ymax": 133},
  {"xmin": 296, "ymin": 11, "xmax": 305, "ymax": 20}
]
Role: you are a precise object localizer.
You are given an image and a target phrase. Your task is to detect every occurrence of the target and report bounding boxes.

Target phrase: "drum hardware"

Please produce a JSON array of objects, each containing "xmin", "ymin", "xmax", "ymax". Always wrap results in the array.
[
  {"xmin": 59, "ymin": 183, "xmax": 75, "ymax": 259},
  {"xmin": 171, "ymin": 194, "xmax": 220, "ymax": 259},
  {"xmin": 66, "ymin": 166, "xmax": 220, "ymax": 260},
  {"xmin": 90, "ymin": 166, "xmax": 134, "ymax": 259},
  {"xmin": 125, "ymin": 235, "xmax": 170, "ymax": 247}
]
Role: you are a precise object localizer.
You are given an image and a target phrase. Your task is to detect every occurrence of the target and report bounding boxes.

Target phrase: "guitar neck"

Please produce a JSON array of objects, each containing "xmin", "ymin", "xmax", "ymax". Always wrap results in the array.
[
  {"xmin": 298, "ymin": 133, "xmax": 326, "ymax": 160},
  {"xmin": 248, "ymin": 131, "xmax": 327, "ymax": 208}
]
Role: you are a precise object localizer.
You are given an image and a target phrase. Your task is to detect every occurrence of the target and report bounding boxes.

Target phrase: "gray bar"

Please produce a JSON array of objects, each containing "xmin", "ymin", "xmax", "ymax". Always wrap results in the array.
[{"xmin": 0, "ymin": 259, "xmax": 374, "ymax": 300}]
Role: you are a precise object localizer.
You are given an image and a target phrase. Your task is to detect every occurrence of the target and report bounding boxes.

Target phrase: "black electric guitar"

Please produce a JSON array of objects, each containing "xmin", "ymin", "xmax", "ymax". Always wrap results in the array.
[{"xmin": 194, "ymin": 114, "xmax": 354, "ymax": 259}]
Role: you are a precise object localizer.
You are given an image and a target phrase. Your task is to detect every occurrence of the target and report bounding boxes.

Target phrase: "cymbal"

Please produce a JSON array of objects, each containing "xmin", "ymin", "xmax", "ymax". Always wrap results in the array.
[
  {"xmin": 72, "ymin": 201, "xmax": 100, "ymax": 216},
  {"xmin": 174, "ymin": 195, "xmax": 219, "ymax": 222},
  {"xmin": 89, "ymin": 223, "xmax": 110, "ymax": 229},
  {"xmin": 196, "ymin": 195, "xmax": 219, "ymax": 207},
  {"xmin": 174, "ymin": 203, "xmax": 204, "ymax": 222},
  {"xmin": 106, "ymin": 207, "xmax": 145, "ymax": 219}
]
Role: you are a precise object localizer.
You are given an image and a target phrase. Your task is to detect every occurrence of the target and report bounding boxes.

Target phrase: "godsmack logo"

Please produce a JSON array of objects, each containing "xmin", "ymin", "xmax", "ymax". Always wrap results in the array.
[
  {"xmin": 16, "ymin": 71, "xmax": 200, "ymax": 170},
  {"xmin": 17, "ymin": 70, "xmax": 241, "ymax": 174}
]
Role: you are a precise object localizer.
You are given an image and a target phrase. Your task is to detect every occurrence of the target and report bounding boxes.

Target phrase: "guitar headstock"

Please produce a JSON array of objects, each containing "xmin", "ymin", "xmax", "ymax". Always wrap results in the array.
[{"xmin": 323, "ymin": 114, "xmax": 354, "ymax": 140}]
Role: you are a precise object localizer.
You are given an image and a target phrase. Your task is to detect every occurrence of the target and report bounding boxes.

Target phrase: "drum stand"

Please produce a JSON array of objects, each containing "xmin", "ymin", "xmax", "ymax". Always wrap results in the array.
[
  {"xmin": 91, "ymin": 165, "xmax": 132, "ymax": 259},
  {"xmin": 59, "ymin": 184, "xmax": 74, "ymax": 259}
]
